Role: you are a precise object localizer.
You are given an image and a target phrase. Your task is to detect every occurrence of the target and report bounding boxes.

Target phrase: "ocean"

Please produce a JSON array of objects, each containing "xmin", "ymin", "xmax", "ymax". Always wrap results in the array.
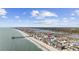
[{"xmin": 0, "ymin": 28, "xmax": 42, "ymax": 51}]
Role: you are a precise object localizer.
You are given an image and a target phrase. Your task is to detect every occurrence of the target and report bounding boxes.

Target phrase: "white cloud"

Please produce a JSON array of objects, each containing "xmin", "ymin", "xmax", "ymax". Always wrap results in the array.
[
  {"xmin": 15, "ymin": 16, "xmax": 20, "ymax": 19},
  {"xmin": 70, "ymin": 17, "xmax": 75, "ymax": 19},
  {"xmin": 72, "ymin": 9, "xmax": 79, "ymax": 16},
  {"xmin": 44, "ymin": 19, "xmax": 58, "ymax": 25},
  {"xmin": 34, "ymin": 17, "xmax": 79, "ymax": 27},
  {"xmin": 74, "ymin": 10, "xmax": 79, "ymax": 15},
  {"xmin": 1, "ymin": 15, "xmax": 8, "ymax": 19},
  {"xmin": 62, "ymin": 20, "xmax": 69, "ymax": 23},
  {"xmin": 61, "ymin": 17, "xmax": 79, "ymax": 27},
  {"xmin": 31, "ymin": 10, "xmax": 58, "ymax": 19},
  {"xmin": 63, "ymin": 17, "xmax": 67, "ymax": 20},
  {"xmin": 41, "ymin": 11, "xmax": 58, "ymax": 17},
  {"xmin": 71, "ymin": 13, "xmax": 75, "ymax": 16},
  {"xmin": 31, "ymin": 10, "xmax": 39, "ymax": 16},
  {"xmin": 0, "ymin": 8, "xmax": 7, "ymax": 16},
  {"xmin": 62, "ymin": 17, "xmax": 75, "ymax": 23},
  {"xmin": 31, "ymin": 10, "xmax": 79, "ymax": 27},
  {"xmin": 0, "ymin": 8, "xmax": 8, "ymax": 19},
  {"xmin": 34, "ymin": 19, "xmax": 59, "ymax": 27}
]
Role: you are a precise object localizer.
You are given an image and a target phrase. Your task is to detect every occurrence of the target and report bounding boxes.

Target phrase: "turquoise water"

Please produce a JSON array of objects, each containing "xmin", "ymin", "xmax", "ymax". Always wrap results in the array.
[{"xmin": 0, "ymin": 28, "xmax": 42, "ymax": 51}]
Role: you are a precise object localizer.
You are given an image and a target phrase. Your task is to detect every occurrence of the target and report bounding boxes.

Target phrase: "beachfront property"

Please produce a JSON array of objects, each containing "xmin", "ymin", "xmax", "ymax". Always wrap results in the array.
[{"xmin": 15, "ymin": 27, "xmax": 79, "ymax": 51}]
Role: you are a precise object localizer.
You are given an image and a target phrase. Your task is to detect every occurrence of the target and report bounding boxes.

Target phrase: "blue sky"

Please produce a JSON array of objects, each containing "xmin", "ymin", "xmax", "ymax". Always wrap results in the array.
[{"xmin": 0, "ymin": 8, "xmax": 79, "ymax": 27}]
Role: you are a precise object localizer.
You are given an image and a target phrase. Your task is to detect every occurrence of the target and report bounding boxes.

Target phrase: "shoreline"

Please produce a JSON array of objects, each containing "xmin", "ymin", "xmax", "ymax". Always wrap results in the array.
[{"xmin": 13, "ymin": 29, "xmax": 58, "ymax": 51}]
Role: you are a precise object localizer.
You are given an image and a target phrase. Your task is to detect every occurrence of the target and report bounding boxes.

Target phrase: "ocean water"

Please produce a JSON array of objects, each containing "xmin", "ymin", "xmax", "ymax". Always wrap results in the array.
[{"xmin": 0, "ymin": 28, "xmax": 42, "ymax": 51}]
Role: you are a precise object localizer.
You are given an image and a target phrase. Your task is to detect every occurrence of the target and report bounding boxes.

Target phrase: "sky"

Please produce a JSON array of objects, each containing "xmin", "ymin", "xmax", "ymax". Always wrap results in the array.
[{"xmin": 0, "ymin": 8, "xmax": 79, "ymax": 27}]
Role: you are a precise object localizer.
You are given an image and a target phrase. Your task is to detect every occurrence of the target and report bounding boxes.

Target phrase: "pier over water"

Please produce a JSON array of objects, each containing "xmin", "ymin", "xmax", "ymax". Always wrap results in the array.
[{"xmin": 0, "ymin": 28, "xmax": 42, "ymax": 51}]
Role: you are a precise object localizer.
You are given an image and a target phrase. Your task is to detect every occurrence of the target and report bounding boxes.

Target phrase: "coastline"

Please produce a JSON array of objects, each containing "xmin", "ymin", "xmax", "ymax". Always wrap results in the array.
[{"xmin": 13, "ymin": 29, "xmax": 58, "ymax": 51}]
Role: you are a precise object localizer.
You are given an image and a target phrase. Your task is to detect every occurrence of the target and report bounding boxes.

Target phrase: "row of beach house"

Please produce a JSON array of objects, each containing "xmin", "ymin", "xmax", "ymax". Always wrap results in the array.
[{"xmin": 16, "ymin": 28, "xmax": 79, "ymax": 51}]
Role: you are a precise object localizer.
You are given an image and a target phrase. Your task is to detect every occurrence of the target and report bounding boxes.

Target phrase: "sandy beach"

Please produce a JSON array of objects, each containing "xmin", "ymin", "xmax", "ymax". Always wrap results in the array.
[{"xmin": 14, "ymin": 29, "xmax": 58, "ymax": 51}]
